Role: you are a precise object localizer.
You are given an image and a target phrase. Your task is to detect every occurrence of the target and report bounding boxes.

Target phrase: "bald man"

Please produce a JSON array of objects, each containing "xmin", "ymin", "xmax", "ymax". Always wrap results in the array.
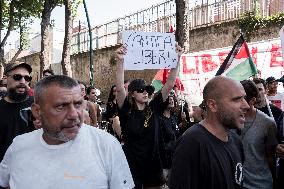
[{"xmin": 169, "ymin": 76, "xmax": 250, "ymax": 189}]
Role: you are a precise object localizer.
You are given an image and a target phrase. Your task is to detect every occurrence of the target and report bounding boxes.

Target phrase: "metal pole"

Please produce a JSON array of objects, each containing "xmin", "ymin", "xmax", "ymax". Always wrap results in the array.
[{"xmin": 83, "ymin": 0, "xmax": 94, "ymax": 86}]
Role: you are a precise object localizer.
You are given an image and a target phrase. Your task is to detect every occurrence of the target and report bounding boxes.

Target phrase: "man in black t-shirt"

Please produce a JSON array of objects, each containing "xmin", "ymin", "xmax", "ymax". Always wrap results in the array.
[
  {"xmin": 0, "ymin": 61, "xmax": 34, "ymax": 161},
  {"xmin": 170, "ymin": 76, "xmax": 249, "ymax": 189}
]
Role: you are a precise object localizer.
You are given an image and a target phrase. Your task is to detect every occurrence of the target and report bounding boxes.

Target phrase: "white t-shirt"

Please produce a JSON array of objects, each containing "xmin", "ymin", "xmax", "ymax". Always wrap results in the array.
[
  {"xmin": 267, "ymin": 92, "xmax": 284, "ymax": 110},
  {"xmin": 0, "ymin": 124, "xmax": 134, "ymax": 189}
]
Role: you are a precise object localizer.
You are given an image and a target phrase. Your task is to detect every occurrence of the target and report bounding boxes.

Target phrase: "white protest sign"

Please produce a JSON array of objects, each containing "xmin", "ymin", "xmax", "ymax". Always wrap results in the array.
[
  {"xmin": 280, "ymin": 26, "xmax": 284, "ymax": 67},
  {"xmin": 122, "ymin": 30, "xmax": 178, "ymax": 70}
]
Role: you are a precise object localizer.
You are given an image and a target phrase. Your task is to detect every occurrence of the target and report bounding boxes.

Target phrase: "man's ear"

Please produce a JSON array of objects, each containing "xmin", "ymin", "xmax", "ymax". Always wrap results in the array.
[
  {"xmin": 249, "ymin": 97, "xmax": 257, "ymax": 106},
  {"xmin": 31, "ymin": 103, "xmax": 41, "ymax": 120},
  {"xmin": 207, "ymin": 99, "xmax": 217, "ymax": 113}
]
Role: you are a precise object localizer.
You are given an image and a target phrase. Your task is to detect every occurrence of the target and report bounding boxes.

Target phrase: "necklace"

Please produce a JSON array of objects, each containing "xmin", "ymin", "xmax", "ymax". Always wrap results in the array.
[{"xmin": 144, "ymin": 108, "xmax": 153, "ymax": 128}]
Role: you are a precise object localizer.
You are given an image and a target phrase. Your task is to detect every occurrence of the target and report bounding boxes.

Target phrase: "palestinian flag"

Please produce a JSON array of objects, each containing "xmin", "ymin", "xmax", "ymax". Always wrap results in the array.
[
  {"xmin": 215, "ymin": 34, "xmax": 257, "ymax": 80},
  {"xmin": 151, "ymin": 69, "xmax": 184, "ymax": 92}
]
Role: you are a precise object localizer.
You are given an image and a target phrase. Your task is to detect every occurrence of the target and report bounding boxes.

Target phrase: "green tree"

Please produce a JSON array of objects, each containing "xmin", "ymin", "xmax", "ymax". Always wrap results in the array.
[{"xmin": 0, "ymin": 0, "xmax": 42, "ymax": 77}]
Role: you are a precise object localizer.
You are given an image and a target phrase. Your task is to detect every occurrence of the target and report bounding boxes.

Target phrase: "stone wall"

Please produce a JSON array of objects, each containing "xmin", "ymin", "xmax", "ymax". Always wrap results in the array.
[
  {"xmin": 16, "ymin": 20, "xmax": 283, "ymax": 102},
  {"xmin": 71, "ymin": 46, "xmax": 157, "ymax": 102}
]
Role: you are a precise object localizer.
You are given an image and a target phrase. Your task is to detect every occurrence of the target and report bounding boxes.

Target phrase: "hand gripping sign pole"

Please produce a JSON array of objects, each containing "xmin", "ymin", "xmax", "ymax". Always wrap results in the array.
[{"xmin": 83, "ymin": 0, "xmax": 94, "ymax": 86}]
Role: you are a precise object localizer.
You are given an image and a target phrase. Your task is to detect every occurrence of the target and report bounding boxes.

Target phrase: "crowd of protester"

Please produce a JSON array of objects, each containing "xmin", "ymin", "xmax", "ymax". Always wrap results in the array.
[{"xmin": 0, "ymin": 44, "xmax": 284, "ymax": 189}]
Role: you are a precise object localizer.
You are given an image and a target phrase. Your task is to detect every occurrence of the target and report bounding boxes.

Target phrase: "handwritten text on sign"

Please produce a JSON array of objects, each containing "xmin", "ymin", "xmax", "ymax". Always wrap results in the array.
[{"xmin": 122, "ymin": 30, "xmax": 177, "ymax": 70}]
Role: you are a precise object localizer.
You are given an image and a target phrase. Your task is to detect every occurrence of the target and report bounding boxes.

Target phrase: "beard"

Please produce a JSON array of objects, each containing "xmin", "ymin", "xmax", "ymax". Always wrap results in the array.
[
  {"xmin": 41, "ymin": 115, "xmax": 82, "ymax": 143},
  {"xmin": 7, "ymin": 85, "xmax": 28, "ymax": 102},
  {"xmin": 216, "ymin": 102, "xmax": 239, "ymax": 129},
  {"xmin": 255, "ymin": 93, "xmax": 267, "ymax": 108},
  {"xmin": 43, "ymin": 128, "xmax": 71, "ymax": 143},
  {"xmin": 217, "ymin": 110, "xmax": 238, "ymax": 129}
]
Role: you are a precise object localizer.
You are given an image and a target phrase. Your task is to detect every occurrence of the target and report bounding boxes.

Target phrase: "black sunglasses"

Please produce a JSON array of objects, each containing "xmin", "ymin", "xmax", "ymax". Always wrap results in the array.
[
  {"xmin": 135, "ymin": 87, "xmax": 147, "ymax": 93},
  {"xmin": 9, "ymin": 74, "xmax": 32, "ymax": 82}
]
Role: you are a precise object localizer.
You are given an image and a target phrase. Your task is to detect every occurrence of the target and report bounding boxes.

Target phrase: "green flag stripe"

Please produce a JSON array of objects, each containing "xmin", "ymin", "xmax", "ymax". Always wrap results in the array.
[
  {"xmin": 226, "ymin": 58, "xmax": 257, "ymax": 81},
  {"xmin": 151, "ymin": 80, "xmax": 164, "ymax": 92}
]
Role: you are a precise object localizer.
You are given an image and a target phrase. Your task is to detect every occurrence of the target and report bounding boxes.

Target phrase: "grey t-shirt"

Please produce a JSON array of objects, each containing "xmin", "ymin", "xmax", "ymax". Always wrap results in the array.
[{"xmin": 241, "ymin": 109, "xmax": 278, "ymax": 189}]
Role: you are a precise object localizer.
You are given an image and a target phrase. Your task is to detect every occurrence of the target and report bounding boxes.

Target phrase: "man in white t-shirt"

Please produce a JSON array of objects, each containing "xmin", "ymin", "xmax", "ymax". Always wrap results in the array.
[
  {"xmin": 266, "ymin": 76, "xmax": 284, "ymax": 110},
  {"xmin": 0, "ymin": 75, "xmax": 134, "ymax": 189}
]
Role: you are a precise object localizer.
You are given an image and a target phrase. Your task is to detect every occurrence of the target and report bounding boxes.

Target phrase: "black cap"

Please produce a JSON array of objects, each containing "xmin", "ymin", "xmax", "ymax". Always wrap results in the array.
[
  {"xmin": 128, "ymin": 79, "xmax": 153, "ymax": 94},
  {"xmin": 4, "ymin": 61, "xmax": 32, "ymax": 75},
  {"xmin": 277, "ymin": 75, "xmax": 284, "ymax": 83},
  {"xmin": 266, "ymin": 76, "xmax": 277, "ymax": 84},
  {"xmin": 128, "ymin": 79, "xmax": 146, "ymax": 92}
]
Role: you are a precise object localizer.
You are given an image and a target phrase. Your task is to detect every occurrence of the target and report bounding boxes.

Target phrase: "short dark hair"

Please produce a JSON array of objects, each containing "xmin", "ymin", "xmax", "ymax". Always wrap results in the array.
[
  {"xmin": 34, "ymin": 75, "xmax": 78, "ymax": 104},
  {"xmin": 266, "ymin": 76, "xmax": 277, "ymax": 85},
  {"xmin": 43, "ymin": 69, "xmax": 54, "ymax": 76},
  {"xmin": 86, "ymin": 86, "xmax": 96, "ymax": 95},
  {"xmin": 241, "ymin": 80, "xmax": 259, "ymax": 102},
  {"xmin": 253, "ymin": 78, "xmax": 266, "ymax": 90}
]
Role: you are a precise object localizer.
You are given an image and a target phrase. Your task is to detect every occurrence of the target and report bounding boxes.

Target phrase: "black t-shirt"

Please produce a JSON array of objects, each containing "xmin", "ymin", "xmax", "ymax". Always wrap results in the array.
[
  {"xmin": 257, "ymin": 104, "xmax": 284, "ymax": 141},
  {"xmin": 105, "ymin": 101, "xmax": 118, "ymax": 121},
  {"xmin": 159, "ymin": 114, "xmax": 179, "ymax": 169},
  {"xmin": 0, "ymin": 96, "xmax": 34, "ymax": 161},
  {"xmin": 169, "ymin": 124, "xmax": 244, "ymax": 189},
  {"xmin": 257, "ymin": 104, "xmax": 283, "ymax": 123},
  {"xmin": 118, "ymin": 92, "xmax": 164, "ymax": 177}
]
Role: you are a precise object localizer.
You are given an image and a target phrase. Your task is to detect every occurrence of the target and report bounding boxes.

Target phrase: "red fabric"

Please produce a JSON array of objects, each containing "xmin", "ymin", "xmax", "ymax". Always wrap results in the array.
[
  {"xmin": 28, "ymin": 88, "xmax": 34, "ymax": 96},
  {"xmin": 162, "ymin": 69, "xmax": 169, "ymax": 84},
  {"xmin": 153, "ymin": 69, "xmax": 184, "ymax": 91},
  {"xmin": 169, "ymin": 26, "xmax": 174, "ymax": 33},
  {"xmin": 235, "ymin": 42, "xmax": 249, "ymax": 59}
]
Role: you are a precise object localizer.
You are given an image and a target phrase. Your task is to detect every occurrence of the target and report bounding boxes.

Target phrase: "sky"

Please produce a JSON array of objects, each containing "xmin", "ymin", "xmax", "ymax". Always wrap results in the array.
[{"xmin": 5, "ymin": 0, "xmax": 165, "ymax": 51}]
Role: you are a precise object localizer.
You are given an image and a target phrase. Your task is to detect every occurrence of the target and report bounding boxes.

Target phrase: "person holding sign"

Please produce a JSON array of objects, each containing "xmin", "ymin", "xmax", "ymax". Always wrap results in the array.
[{"xmin": 115, "ymin": 44, "xmax": 183, "ymax": 189}]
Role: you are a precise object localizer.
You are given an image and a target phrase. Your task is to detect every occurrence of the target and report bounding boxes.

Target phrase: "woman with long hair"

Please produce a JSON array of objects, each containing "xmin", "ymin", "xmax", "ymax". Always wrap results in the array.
[
  {"xmin": 105, "ymin": 85, "xmax": 122, "ymax": 140},
  {"xmin": 159, "ymin": 92, "xmax": 180, "ymax": 185},
  {"xmin": 115, "ymin": 44, "xmax": 183, "ymax": 189}
]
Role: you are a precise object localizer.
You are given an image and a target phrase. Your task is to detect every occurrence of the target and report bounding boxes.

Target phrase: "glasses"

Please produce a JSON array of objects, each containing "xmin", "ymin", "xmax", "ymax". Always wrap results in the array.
[
  {"xmin": 8, "ymin": 74, "xmax": 32, "ymax": 82},
  {"xmin": 135, "ymin": 87, "xmax": 147, "ymax": 93}
]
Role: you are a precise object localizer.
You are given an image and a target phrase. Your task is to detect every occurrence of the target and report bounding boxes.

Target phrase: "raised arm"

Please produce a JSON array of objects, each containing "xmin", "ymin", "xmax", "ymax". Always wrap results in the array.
[
  {"xmin": 115, "ymin": 46, "xmax": 127, "ymax": 109},
  {"xmin": 161, "ymin": 44, "xmax": 184, "ymax": 101}
]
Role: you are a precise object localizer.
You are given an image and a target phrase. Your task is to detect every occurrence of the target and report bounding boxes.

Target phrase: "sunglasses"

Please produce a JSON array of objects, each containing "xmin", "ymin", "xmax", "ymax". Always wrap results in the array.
[
  {"xmin": 135, "ymin": 87, "xmax": 147, "ymax": 93},
  {"xmin": 9, "ymin": 74, "xmax": 32, "ymax": 82}
]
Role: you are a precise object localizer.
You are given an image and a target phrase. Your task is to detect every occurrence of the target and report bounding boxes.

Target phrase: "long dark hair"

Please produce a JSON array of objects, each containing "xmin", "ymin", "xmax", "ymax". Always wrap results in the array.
[
  {"xmin": 161, "ymin": 95, "xmax": 178, "ymax": 113},
  {"xmin": 107, "ymin": 85, "xmax": 116, "ymax": 103}
]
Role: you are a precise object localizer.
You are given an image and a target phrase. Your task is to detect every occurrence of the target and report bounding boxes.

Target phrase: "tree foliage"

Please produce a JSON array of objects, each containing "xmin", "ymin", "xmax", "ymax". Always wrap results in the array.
[{"xmin": 0, "ymin": 0, "xmax": 43, "ymax": 68}]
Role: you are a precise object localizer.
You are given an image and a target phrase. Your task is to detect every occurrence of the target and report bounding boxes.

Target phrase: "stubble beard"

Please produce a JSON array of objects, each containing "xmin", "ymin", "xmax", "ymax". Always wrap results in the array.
[
  {"xmin": 41, "ymin": 117, "xmax": 81, "ymax": 143},
  {"xmin": 255, "ymin": 94, "xmax": 267, "ymax": 108},
  {"xmin": 216, "ymin": 103, "xmax": 239, "ymax": 130},
  {"xmin": 43, "ymin": 129, "xmax": 71, "ymax": 143}
]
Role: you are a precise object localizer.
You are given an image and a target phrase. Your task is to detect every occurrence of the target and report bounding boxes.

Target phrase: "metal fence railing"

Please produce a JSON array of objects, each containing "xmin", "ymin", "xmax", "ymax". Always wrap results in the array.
[{"xmin": 71, "ymin": 0, "xmax": 284, "ymax": 54}]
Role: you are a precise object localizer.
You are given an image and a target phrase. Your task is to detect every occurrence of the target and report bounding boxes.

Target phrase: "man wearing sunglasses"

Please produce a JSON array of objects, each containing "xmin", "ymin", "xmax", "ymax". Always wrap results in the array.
[{"xmin": 0, "ymin": 61, "xmax": 34, "ymax": 161}]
